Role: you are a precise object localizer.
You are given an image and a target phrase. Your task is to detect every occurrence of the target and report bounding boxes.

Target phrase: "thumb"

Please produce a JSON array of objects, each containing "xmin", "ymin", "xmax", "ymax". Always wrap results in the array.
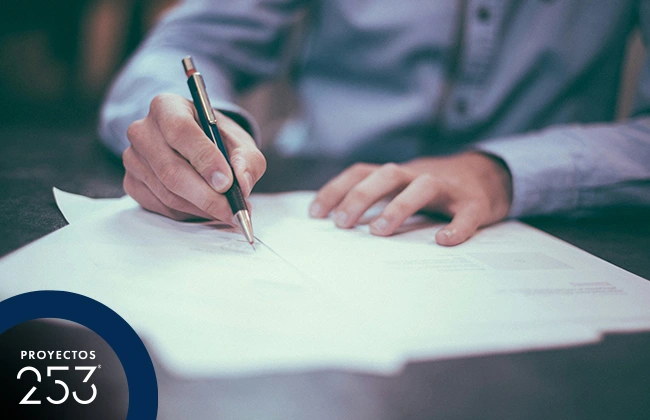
[{"xmin": 435, "ymin": 206, "xmax": 482, "ymax": 246}]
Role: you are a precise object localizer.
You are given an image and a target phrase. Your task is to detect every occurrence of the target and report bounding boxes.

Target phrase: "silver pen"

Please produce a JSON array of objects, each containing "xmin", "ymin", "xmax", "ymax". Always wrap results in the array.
[{"xmin": 182, "ymin": 56, "xmax": 255, "ymax": 248}]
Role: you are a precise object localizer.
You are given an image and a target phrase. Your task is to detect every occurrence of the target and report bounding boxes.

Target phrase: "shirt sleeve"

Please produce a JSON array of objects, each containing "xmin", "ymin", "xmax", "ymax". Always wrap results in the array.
[
  {"xmin": 475, "ymin": 120, "xmax": 650, "ymax": 217},
  {"xmin": 474, "ymin": 2, "xmax": 650, "ymax": 218},
  {"xmin": 98, "ymin": 0, "xmax": 307, "ymax": 156}
]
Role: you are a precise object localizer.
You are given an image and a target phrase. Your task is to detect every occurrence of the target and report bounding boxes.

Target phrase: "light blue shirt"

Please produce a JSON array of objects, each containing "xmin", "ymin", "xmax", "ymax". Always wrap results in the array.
[{"xmin": 100, "ymin": 0, "xmax": 650, "ymax": 217}]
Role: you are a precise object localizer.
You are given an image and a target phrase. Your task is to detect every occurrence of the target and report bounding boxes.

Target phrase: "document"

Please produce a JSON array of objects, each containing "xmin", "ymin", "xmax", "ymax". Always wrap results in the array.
[
  {"xmin": 1, "ymin": 189, "xmax": 649, "ymax": 377},
  {"xmin": 255, "ymin": 194, "xmax": 650, "ymax": 332}
]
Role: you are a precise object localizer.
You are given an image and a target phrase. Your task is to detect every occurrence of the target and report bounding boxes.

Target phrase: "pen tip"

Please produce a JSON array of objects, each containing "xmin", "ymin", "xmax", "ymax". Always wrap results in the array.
[{"xmin": 235, "ymin": 210, "xmax": 255, "ymax": 248}]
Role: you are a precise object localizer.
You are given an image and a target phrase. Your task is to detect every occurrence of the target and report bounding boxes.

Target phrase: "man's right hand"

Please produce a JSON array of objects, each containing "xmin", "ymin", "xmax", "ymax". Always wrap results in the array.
[{"xmin": 123, "ymin": 93, "xmax": 266, "ymax": 221}]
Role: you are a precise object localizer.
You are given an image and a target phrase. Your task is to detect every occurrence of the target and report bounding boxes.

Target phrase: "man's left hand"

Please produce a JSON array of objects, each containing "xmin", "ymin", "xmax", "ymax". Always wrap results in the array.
[{"xmin": 309, "ymin": 152, "xmax": 513, "ymax": 246}]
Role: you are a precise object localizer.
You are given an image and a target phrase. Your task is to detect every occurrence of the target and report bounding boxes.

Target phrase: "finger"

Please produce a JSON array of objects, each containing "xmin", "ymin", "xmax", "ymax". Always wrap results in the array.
[
  {"xmin": 123, "ymin": 147, "xmax": 214, "ymax": 220},
  {"xmin": 435, "ymin": 203, "xmax": 484, "ymax": 246},
  {"xmin": 128, "ymin": 117, "xmax": 233, "ymax": 221},
  {"xmin": 135, "ymin": 140, "xmax": 232, "ymax": 221},
  {"xmin": 370, "ymin": 174, "xmax": 442, "ymax": 236},
  {"xmin": 333, "ymin": 163, "xmax": 412, "ymax": 229},
  {"xmin": 214, "ymin": 112, "xmax": 267, "ymax": 197},
  {"xmin": 149, "ymin": 94, "xmax": 234, "ymax": 193},
  {"xmin": 309, "ymin": 163, "xmax": 376, "ymax": 218},
  {"xmin": 124, "ymin": 173, "xmax": 198, "ymax": 221}
]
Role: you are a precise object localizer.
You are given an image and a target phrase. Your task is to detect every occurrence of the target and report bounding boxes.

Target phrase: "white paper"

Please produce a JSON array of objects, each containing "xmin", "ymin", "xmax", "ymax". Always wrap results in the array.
[
  {"xmin": 1, "ymin": 189, "xmax": 649, "ymax": 378},
  {"xmin": 253, "ymin": 194, "xmax": 650, "ymax": 330},
  {"xmin": 53, "ymin": 187, "xmax": 133, "ymax": 224}
]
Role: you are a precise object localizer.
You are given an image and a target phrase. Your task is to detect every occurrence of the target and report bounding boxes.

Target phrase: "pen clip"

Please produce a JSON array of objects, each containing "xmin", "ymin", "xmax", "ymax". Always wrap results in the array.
[
  {"xmin": 194, "ymin": 76, "xmax": 217, "ymax": 124},
  {"xmin": 183, "ymin": 56, "xmax": 217, "ymax": 124}
]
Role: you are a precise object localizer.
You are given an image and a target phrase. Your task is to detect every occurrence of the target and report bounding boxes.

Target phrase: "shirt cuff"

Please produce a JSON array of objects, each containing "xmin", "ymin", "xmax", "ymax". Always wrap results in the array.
[
  {"xmin": 211, "ymin": 102, "xmax": 261, "ymax": 146},
  {"xmin": 473, "ymin": 129, "xmax": 582, "ymax": 218}
]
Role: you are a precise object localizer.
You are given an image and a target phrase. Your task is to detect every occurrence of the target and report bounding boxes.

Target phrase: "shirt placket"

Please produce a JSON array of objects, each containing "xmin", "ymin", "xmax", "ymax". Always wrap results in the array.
[{"xmin": 444, "ymin": 0, "xmax": 503, "ymax": 132}]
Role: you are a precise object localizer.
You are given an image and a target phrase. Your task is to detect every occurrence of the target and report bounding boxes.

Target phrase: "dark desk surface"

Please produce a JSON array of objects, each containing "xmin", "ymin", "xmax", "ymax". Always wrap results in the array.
[{"xmin": 1, "ymin": 126, "xmax": 649, "ymax": 419}]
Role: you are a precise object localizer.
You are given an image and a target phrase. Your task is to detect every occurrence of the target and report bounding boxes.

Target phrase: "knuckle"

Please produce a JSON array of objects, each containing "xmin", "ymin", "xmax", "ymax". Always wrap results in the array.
[
  {"xmin": 156, "ymin": 188, "xmax": 181, "ymax": 209},
  {"xmin": 318, "ymin": 177, "xmax": 342, "ymax": 196},
  {"xmin": 416, "ymin": 174, "xmax": 443, "ymax": 191},
  {"xmin": 313, "ymin": 188, "xmax": 333, "ymax": 205},
  {"xmin": 149, "ymin": 93, "xmax": 173, "ymax": 115},
  {"xmin": 465, "ymin": 197, "xmax": 488, "ymax": 212},
  {"xmin": 380, "ymin": 162, "xmax": 401, "ymax": 178},
  {"xmin": 122, "ymin": 174, "xmax": 134, "ymax": 196},
  {"xmin": 122, "ymin": 147, "xmax": 134, "ymax": 169},
  {"xmin": 126, "ymin": 120, "xmax": 144, "ymax": 145},
  {"xmin": 348, "ymin": 187, "xmax": 371, "ymax": 204},
  {"xmin": 251, "ymin": 150, "xmax": 267, "ymax": 176},
  {"xmin": 201, "ymin": 197, "xmax": 224, "ymax": 218},
  {"xmin": 217, "ymin": 113, "xmax": 238, "ymax": 131},
  {"xmin": 389, "ymin": 199, "xmax": 411, "ymax": 216},
  {"xmin": 158, "ymin": 162, "xmax": 184, "ymax": 192},
  {"xmin": 233, "ymin": 149, "xmax": 268, "ymax": 181},
  {"xmin": 350, "ymin": 162, "xmax": 372, "ymax": 176},
  {"xmin": 164, "ymin": 116, "xmax": 192, "ymax": 147},
  {"xmin": 214, "ymin": 111, "xmax": 246, "ymax": 136},
  {"xmin": 139, "ymin": 166, "xmax": 156, "ymax": 187},
  {"xmin": 192, "ymin": 144, "xmax": 218, "ymax": 171},
  {"xmin": 416, "ymin": 173, "xmax": 436, "ymax": 186}
]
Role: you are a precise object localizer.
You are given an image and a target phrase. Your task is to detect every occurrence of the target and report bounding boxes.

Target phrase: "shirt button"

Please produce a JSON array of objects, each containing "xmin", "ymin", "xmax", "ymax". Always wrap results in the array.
[
  {"xmin": 477, "ymin": 6, "xmax": 491, "ymax": 22},
  {"xmin": 455, "ymin": 98, "xmax": 468, "ymax": 115}
]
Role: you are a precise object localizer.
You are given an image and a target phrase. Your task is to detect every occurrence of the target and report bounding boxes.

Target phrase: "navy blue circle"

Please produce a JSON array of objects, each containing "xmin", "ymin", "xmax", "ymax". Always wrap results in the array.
[{"xmin": 0, "ymin": 291, "xmax": 158, "ymax": 419}]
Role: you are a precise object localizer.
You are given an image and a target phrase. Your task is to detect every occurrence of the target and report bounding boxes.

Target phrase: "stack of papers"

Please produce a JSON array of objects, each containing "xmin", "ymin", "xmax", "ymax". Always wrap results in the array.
[{"xmin": 0, "ymin": 188, "xmax": 649, "ymax": 377}]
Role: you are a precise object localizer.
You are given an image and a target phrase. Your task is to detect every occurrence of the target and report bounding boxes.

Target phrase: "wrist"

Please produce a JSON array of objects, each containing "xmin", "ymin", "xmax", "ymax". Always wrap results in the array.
[{"xmin": 469, "ymin": 151, "xmax": 513, "ymax": 218}]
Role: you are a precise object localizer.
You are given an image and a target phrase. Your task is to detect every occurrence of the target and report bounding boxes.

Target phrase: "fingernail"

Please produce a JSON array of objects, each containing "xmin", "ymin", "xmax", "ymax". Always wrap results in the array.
[
  {"xmin": 309, "ymin": 202, "xmax": 322, "ymax": 218},
  {"xmin": 333, "ymin": 211, "xmax": 348, "ymax": 227},
  {"xmin": 211, "ymin": 171, "xmax": 230, "ymax": 191},
  {"xmin": 371, "ymin": 217, "xmax": 389, "ymax": 233},
  {"xmin": 438, "ymin": 228, "xmax": 454, "ymax": 240}
]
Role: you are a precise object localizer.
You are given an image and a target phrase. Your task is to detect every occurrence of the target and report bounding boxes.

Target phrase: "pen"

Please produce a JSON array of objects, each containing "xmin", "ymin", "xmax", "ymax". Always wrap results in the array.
[{"xmin": 182, "ymin": 56, "xmax": 255, "ymax": 248}]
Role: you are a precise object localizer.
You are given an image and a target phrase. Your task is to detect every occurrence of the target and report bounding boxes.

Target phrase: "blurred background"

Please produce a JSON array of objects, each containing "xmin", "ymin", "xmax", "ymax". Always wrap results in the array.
[
  {"xmin": 0, "ymin": 1, "xmax": 645, "ymax": 141},
  {"xmin": 0, "ymin": 0, "xmax": 177, "ymax": 128},
  {"xmin": 0, "ymin": 0, "xmax": 298, "ymax": 147}
]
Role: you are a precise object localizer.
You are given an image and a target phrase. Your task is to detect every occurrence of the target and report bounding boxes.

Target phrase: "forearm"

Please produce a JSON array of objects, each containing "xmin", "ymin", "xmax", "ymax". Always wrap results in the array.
[
  {"xmin": 99, "ymin": 44, "xmax": 255, "ymax": 156},
  {"xmin": 99, "ymin": 0, "xmax": 306, "ymax": 155}
]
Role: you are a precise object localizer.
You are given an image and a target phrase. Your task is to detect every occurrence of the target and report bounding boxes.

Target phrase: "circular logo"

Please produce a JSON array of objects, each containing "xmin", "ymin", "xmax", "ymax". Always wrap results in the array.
[{"xmin": 0, "ymin": 291, "xmax": 157, "ymax": 419}]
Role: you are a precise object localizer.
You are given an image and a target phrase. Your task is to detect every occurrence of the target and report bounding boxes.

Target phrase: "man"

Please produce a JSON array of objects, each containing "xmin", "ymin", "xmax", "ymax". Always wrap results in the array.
[{"xmin": 100, "ymin": 0, "xmax": 650, "ymax": 246}]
